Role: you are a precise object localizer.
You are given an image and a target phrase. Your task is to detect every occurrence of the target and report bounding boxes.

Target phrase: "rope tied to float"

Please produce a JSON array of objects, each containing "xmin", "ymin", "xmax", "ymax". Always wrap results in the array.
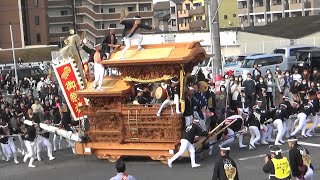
[{"xmin": 123, "ymin": 75, "xmax": 173, "ymax": 83}]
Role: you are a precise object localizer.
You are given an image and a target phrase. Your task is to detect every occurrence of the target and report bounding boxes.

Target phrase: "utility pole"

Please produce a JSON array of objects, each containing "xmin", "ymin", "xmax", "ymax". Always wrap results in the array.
[
  {"xmin": 9, "ymin": 22, "xmax": 18, "ymax": 84},
  {"xmin": 210, "ymin": 0, "xmax": 222, "ymax": 78}
]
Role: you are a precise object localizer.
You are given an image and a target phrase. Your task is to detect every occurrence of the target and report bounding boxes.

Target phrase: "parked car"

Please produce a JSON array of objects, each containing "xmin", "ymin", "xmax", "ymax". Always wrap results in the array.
[
  {"xmin": 295, "ymin": 48, "xmax": 320, "ymax": 72},
  {"xmin": 272, "ymin": 45, "xmax": 316, "ymax": 71},
  {"xmin": 233, "ymin": 54, "xmax": 287, "ymax": 79}
]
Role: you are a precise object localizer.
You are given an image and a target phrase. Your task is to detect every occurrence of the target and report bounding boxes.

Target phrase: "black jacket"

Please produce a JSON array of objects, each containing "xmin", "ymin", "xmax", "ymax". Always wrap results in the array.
[
  {"xmin": 120, "ymin": 20, "xmax": 152, "ymax": 38},
  {"xmin": 101, "ymin": 34, "xmax": 117, "ymax": 53},
  {"xmin": 23, "ymin": 125, "xmax": 36, "ymax": 142},
  {"xmin": 82, "ymin": 45, "xmax": 95, "ymax": 63},
  {"xmin": 183, "ymin": 95, "xmax": 193, "ymax": 117},
  {"xmin": 212, "ymin": 156, "xmax": 239, "ymax": 180},
  {"xmin": 289, "ymin": 144, "xmax": 313, "ymax": 178},
  {"xmin": 182, "ymin": 123, "xmax": 208, "ymax": 143},
  {"xmin": 243, "ymin": 80, "xmax": 256, "ymax": 95}
]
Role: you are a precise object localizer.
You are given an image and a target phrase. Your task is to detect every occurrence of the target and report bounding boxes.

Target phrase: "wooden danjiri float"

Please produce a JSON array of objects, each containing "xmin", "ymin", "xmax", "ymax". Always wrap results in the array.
[{"xmin": 54, "ymin": 33, "xmax": 208, "ymax": 163}]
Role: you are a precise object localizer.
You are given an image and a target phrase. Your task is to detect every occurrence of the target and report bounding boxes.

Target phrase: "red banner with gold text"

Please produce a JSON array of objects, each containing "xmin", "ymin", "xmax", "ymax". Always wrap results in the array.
[{"xmin": 53, "ymin": 61, "xmax": 86, "ymax": 120}]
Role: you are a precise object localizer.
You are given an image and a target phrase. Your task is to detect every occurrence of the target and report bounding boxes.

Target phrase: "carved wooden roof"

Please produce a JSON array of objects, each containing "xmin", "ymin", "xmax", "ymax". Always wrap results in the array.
[{"xmin": 101, "ymin": 41, "xmax": 208, "ymax": 66}]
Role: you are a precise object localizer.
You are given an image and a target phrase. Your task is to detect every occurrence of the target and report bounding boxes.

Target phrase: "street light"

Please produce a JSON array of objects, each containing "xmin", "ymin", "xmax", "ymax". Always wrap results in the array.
[{"xmin": 59, "ymin": 37, "xmax": 64, "ymax": 48}]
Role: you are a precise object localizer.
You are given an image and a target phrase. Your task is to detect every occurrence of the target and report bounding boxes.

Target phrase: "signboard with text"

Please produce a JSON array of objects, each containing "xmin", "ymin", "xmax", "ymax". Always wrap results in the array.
[{"xmin": 53, "ymin": 60, "xmax": 86, "ymax": 120}]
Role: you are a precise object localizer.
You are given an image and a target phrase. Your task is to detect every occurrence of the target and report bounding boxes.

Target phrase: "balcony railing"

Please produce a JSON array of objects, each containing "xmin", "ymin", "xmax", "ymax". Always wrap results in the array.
[
  {"xmin": 178, "ymin": 10, "xmax": 190, "ymax": 18},
  {"xmin": 189, "ymin": 6, "xmax": 205, "ymax": 16},
  {"xmin": 253, "ymin": 6, "xmax": 264, "ymax": 13},
  {"xmin": 48, "ymin": 16, "xmax": 74, "ymax": 23},
  {"xmin": 77, "ymin": 6, "xmax": 153, "ymax": 21},
  {"xmin": 238, "ymin": 7, "xmax": 253, "ymax": 14},
  {"xmin": 289, "ymin": 2, "xmax": 302, "ymax": 10},
  {"xmin": 47, "ymin": 0, "xmax": 72, "ymax": 7},
  {"xmin": 270, "ymin": 4, "xmax": 282, "ymax": 11},
  {"xmin": 190, "ymin": 20, "xmax": 206, "ymax": 29},
  {"xmin": 178, "ymin": 23, "xmax": 190, "ymax": 30}
]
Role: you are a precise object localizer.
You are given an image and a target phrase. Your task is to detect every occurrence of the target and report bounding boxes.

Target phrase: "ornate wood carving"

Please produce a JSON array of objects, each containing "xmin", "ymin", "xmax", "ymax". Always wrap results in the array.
[{"xmin": 118, "ymin": 64, "xmax": 181, "ymax": 80}]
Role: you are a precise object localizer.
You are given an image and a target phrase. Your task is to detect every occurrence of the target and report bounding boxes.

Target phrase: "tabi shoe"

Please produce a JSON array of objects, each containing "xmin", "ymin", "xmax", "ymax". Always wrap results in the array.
[
  {"xmin": 192, "ymin": 164, "xmax": 201, "ymax": 168},
  {"xmin": 239, "ymin": 144, "xmax": 247, "ymax": 148},
  {"xmin": 28, "ymin": 164, "xmax": 36, "ymax": 168},
  {"xmin": 5, "ymin": 157, "xmax": 10, "ymax": 162},
  {"xmin": 91, "ymin": 85, "xmax": 96, "ymax": 89},
  {"xmin": 156, "ymin": 113, "xmax": 161, "ymax": 117},
  {"xmin": 261, "ymin": 140, "xmax": 269, "ymax": 145},
  {"xmin": 305, "ymin": 133, "xmax": 313, "ymax": 137},
  {"xmin": 167, "ymin": 159, "xmax": 172, "ymax": 168},
  {"xmin": 249, "ymin": 144, "xmax": 256, "ymax": 150},
  {"xmin": 97, "ymin": 88, "xmax": 102, "ymax": 91},
  {"xmin": 14, "ymin": 160, "xmax": 19, "ymax": 164},
  {"xmin": 176, "ymin": 111, "xmax": 181, "ymax": 115},
  {"xmin": 37, "ymin": 157, "xmax": 42, "ymax": 161},
  {"xmin": 137, "ymin": 47, "xmax": 144, "ymax": 51},
  {"xmin": 274, "ymin": 142, "xmax": 282, "ymax": 146},
  {"xmin": 279, "ymin": 140, "xmax": 285, "ymax": 144},
  {"xmin": 49, "ymin": 157, "xmax": 56, "ymax": 161},
  {"xmin": 301, "ymin": 134, "xmax": 308, "ymax": 138},
  {"xmin": 255, "ymin": 142, "xmax": 261, "ymax": 145}
]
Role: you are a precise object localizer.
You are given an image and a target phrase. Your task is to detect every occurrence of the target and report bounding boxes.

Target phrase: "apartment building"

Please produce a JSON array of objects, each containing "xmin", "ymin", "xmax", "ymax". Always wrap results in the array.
[
  {"xmin": 0, "ymin": 0, "xmax": 49, "ymax": 49},
  {"xmin": 177, "ymin": 0, "xmax": 208, "ymax": 31},
  {"xmin": 238, "ymin": 0, "xmax": 320, "ymax": 27},
  {"xmin": 219, "ymin": 0, "xmax": 238, "ymax": 28},
  {"xmin": 47, "ymin": 0, "xmax": 76, "ymax": 45},
  {"xmin": 74, "ymin": 0, "xmax": 154, "ymax": 43}
]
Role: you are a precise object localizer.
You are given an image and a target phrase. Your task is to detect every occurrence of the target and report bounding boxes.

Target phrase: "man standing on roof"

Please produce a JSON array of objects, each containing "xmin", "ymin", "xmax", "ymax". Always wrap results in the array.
[
  {"xmin": 119, "ymin": 14, "xmax": 153, "ymax": 60},
  {"xmin": 101, "ymin": 26, "xmax": 121, "ymax": 60}
]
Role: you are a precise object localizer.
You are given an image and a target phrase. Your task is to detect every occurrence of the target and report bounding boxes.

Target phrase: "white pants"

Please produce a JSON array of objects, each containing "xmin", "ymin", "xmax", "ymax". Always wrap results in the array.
[
  {"xmin": 169, "ymin": 139, "xmax": 197, "ymax": 166},
  {"xmin": 185, "ymin": 116, "xmax": 193, "ymax": 127},
  {"xmin": 53, "ymin": 133, "xmax": 63, "ymax": 151},
  {"xmin": 306, "ymin": 115, "xmax": 319, "ymax": 135},
  {"xmin": 37, "ymin": 136, "xmax": 54, "ymax": 160},
  {"xmin": 291, "ymin": 113, "xmax": 307, "ymax": 136},
  {"xmin": 266, "ymin": 124, "xmax": 274, "ymax": 141},
  {"xmin": 119, "ymin": 34, "xmax": 143, "ymax": 59},
  {"xmin": 220, "ymin": 128, "xmax": 245, "ymax": 148},
  {"xmin": 157, "ymin": 94, "xmax": 180, "ymax": 115},
  {"xmin": 1, "ymin": 138, "xmax": 17, "ymax": 158},
  {"xmin": 93, "ymin": 63, "xmax": 104, "ymax": 89},
  {"xmin": 24, "ymin": 140, "xmax": 36, "ymax": 166},
  {"xmin": 249, "ymin": 126, "xmax": 261, "ymax": 145},
  {"xmin": 273, "ymin": 119, "xmax": 284, "ymax": 144},
  {"xmin": 303, "ymin": 167, "xmax": 314, "ymax": 180}
]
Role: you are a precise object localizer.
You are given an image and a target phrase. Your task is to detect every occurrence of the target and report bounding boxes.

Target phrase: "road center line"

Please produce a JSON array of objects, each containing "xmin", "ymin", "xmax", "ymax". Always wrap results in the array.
[
  {"xmin": 298, "ymin": 141, "xmax": 320, "ymax": 147},
  {"xmin": 238, "ymin": 150, "xmax": 289, "ymax": 161}
]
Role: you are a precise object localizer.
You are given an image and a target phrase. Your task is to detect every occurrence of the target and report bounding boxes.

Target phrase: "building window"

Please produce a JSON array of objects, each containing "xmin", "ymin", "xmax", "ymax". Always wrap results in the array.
[
  {"xmin": 36, "ymin": 34, "xmax": 41, "ymax": 43},
  {"xmin": 128, "ymin": 7, "xmax": 134, "ymax": 12},
  {"xmin": 144, "ymin": 21, "xmax": 149, "ymax": 25},
  {"xmin": 194, "ymin": 3, "xmax": 201, "ymax": 7},
  {"xmin": 224, "ymin": 15, "xmax": 228, "ymax": 19},
  {"xmin": 196, "ymin": 16, "xmax": 202, "ymax": 20},
  {"xmin": 172, "ymin": 19, "xmax": 176, "ymax": 26},
  {"xmin": 233, "ymin": 14, "xmax": 236, "ymax": 17},
  {"xmin": 33, "ymin": 0, "xmax": 38, "ymax": 7},
  {"xmin": 170, "ymin": 7, "xmax": 175, "ymax": 14},
  {"xmin": 139, "ymin": 5, "xmax": 148, "ymax": 11},
  {"xmin": 185, "ymin": 4, "xmax": 191, "ymax": 10},
  {"xmin": 62, "ymin": 27, "xmax": 70, "ymax": 32},
  {"xmin": 101, "ymin": 8, "xmax": 104, "ymax": 13},
  {"xmin": 61, "ymin": 11, "xmax": 68, "ymax": 16},
  {"xmin": 109, "ymin": 8, "xmax": 115, "ymax": 13},
  {"xmin": 35, "ymin": 16, "xmax": 39, "ymax": 25},
  {"xmin": 109, "ymin": 24, "xmax": 116, "ymax": 28},
  {"xmin": 102, "ymin": 23, "xmax": 105, "ymax": 29}
]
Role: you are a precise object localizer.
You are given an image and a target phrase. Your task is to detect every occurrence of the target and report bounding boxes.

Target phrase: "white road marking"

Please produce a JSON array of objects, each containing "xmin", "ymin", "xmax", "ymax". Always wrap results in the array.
[
  {"xmin": 238, "ymin": 150, "xmax": 289, "ymax": 161},
  {"xmin": 298, "ymin": 141, "xmax": 320, "ymax": 147}
]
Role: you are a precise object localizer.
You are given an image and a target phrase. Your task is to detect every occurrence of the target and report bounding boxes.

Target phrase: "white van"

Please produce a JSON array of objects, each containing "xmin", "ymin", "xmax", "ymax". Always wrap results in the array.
[
  {"xmin": 272, "ymin": 45, "xmax": 316, "ymax": 70},
  {"xmin": 233, "ymin": 54, "xmax": 287, "ymax": 78}
]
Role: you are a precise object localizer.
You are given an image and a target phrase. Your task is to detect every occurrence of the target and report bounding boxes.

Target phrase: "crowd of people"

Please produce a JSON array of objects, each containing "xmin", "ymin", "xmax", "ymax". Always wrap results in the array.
[
  {"xmin": 0, "ymin": 74, "xmax": 77, "ymax": 168},
  {"xmin": 167, "ymin": 65, "xmax": 319, "ymax": 179}
]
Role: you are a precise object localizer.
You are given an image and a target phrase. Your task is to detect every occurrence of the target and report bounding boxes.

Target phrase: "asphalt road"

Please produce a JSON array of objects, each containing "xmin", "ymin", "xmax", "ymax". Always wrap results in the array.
[{"xmin": 1, "ymin": 131, "xmax": 319, "ymax": 180}]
